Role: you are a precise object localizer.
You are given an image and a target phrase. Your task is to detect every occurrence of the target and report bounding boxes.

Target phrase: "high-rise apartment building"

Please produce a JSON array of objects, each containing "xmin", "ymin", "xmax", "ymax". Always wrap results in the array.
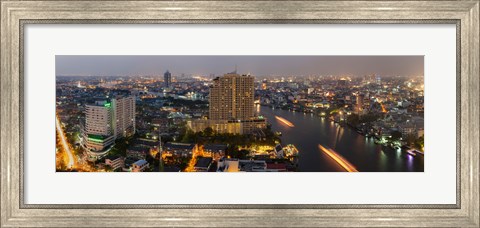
[
  {"xmin": 209, "ymin": 73, "xmax": 254, "ymax": 121},
  {"xmin": 83, "ymin": 100, "xmax": 116, "ymax": 161},
  {"xmin": 356, "ymin": 94, "xmax": 364, "ymax": 114},
  {"xmin": 83, "ymin": 95, "xmax": 135, "ymax": 161},
  {"xmin": 376, "ymin": 75, "xmax": 382, "ymax": 85},
  {"xmin": 164, "ymin": 70, "xmax": 172, "ymax": 88},
  {"xmin": 189, "ymin": 72, "xmax": 265, "ymax": 135},
  {"xmin": 112, "ymin": 96, "xmax": 136, "ymax": 138}
]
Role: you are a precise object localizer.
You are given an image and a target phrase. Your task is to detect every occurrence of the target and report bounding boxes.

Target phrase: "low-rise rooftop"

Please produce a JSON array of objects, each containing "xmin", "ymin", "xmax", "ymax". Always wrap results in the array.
[
  {"xmin": 204, "ymin": 144, "xmax": 227, "ymax": 152},
  {"xmin": 165, "ymin": 142, "xmax": 195, "ymax": 150},
  {"xmin": 133, "ymin": 160, "xmax": 148, "ymax": 167},
  {"xmin": 194, "ymin": 157, "xmax": 213, "ymax": 169}
]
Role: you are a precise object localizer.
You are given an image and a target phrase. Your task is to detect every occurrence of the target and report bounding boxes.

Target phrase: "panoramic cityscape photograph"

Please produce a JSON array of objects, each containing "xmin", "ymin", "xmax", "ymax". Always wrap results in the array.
[{"xmin": 55, "ymin": 55, "xmax": 424, "ymax": 172}]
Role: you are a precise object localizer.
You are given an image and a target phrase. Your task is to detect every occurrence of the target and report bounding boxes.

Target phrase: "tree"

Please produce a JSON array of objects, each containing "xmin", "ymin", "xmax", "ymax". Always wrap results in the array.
[
  {"xmin": 104, "ymin": 165, "xmax": 113, "ymax": 172},
  {"xmin": 109, "ymin": 138, "xmax": 128, "ymax": 157},
  {"xmin": 347, "ymin": 113, "xmax": 360, "ymax": 126},
  {"xmin": 229, "ymin": 149, "xmax": 250, "ymax": 159},
  {"xmin": 415, "ymin": 136, "xmax": 424, "ymax": 152},
  {"xmin": 406, "ymin": 134, "xmax": 417, "ymax": 145},
  {"xmin": 240, "ymin": 149, "xmax": 250, "ymax": 159},
  {"xmin": 181, "ymin": 129, "xmax": 195, "ymax": 142},
  {"xmin": 203, "ymin": 127, "xmax": 214, "ymax": 137},
  {"xmin": 391, "ymin": 130, "xmax": 402, "ymax": 141},
  {"xmin": 360, "ymin": 113, "xmax": 380, "ymax": 123}
]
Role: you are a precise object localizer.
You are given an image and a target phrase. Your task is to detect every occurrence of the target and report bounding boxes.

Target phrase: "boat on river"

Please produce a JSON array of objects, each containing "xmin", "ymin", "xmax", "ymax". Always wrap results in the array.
[{"xmin": 406, "ymin": 150, "xmax": 417, "ymax": 156}]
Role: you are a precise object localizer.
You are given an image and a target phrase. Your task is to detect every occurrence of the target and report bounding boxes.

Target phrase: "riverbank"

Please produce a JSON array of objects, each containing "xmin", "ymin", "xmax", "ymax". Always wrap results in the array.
[{"xmin": 259, "ymin": 106, "xmax": 424, "ymax": 172}]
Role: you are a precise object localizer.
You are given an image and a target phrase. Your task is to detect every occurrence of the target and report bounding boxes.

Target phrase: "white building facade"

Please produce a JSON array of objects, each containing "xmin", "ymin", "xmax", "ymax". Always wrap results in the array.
[{"xmin": 82, "ymin": 96, "xmax": 135, "ymax": 161}]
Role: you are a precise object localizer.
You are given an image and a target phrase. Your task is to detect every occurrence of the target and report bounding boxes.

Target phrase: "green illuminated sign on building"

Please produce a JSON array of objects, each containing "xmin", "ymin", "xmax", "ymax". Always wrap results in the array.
[
  {"xmin": 88, "ymin": 134, "xmax": 105, "ymax": 143},
  {"xmin": 88, "ymin": 138, "xmax": 104, "ymax": 143}
]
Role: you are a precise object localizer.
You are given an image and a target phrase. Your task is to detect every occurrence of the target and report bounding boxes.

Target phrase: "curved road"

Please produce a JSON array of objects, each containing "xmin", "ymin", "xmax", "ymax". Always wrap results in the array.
[{"xmin": 56, "ymin": 115, "xmax": 75, "ymax": 169}]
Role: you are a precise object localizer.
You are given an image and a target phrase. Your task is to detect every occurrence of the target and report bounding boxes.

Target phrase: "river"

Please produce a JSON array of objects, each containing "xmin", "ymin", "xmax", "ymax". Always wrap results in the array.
[{"xmin": 258, "ymin": 105, "xmax": 424, "ymax": 172}]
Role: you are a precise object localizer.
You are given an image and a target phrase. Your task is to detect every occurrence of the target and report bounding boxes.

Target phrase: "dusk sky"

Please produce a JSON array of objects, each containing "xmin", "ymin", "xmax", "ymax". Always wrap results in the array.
[{"xmin": 56, "ymin": 56, "xmax": 424, "ymax": 77}]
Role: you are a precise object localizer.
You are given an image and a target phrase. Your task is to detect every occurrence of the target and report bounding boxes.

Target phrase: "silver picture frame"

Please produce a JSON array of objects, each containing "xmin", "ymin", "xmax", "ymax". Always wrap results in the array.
[{"xmin": 1, "ymin": 1, "xmax": 478, "ymax": 227}]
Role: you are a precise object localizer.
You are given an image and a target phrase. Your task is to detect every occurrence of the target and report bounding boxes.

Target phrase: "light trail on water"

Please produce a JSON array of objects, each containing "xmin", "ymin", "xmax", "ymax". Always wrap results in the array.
[
  {"xmin": 318, "ymin": 144, "xmax": 358, "ymax": 172},
  {"xmin": 275, "ymin": 116, "xmax": 295, "ymax": 127}
]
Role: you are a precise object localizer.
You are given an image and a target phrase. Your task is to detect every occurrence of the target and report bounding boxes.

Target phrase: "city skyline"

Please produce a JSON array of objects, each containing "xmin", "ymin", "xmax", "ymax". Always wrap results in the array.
[
  {"xmin": 56, "ymin": 56, "xmax": 424, "ymax": 172},
  {"xmin": 56, "ymin": 55, "xmax": 424, "ymax": 77}
]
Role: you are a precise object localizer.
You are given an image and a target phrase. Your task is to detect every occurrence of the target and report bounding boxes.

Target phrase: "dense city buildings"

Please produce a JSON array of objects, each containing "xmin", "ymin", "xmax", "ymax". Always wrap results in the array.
[{"xmin": 55, "ymin": 56, "xmax": 424, "ymax": 173}]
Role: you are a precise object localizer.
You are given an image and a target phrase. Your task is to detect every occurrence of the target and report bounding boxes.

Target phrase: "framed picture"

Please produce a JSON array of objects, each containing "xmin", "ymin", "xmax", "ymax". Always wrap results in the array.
[{"xmin": 1, "ymin": 0, "xmax": 478, "ymax": 227}]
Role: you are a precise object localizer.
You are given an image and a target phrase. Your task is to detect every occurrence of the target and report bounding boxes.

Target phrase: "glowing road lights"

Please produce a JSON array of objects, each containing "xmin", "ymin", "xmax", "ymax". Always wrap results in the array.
[
  {"xmin": 378, "ymin": 101, "xmax": 387, "ymax": 113},
  {"xmin": 318, "ymin": 144, "xmax": 358, "ymax": 172},
  {"xmin": 56, "ymin": 115, "xmax": 75, "ymax": 169},
  {"xmin": 184, "ymin": 145, "xmax": 205, "ymax": 172},
  {"xmin": 56, "ymin": 115, "xmax": 94, "ymax": 171},
  {"xmin": 275, "ymin": 116, "xmax": 294, "ymax": 127},
  {"xmin": 381, "ymin": 104, "xmax": 387, "ymax": 113}
]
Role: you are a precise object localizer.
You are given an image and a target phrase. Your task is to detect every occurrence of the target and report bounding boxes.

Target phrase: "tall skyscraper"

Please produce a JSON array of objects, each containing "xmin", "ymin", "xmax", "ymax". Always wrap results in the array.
[
  {"xmin": 83, "ymin": 95, "xmax": 135, "ymax": 160},
  {"xmin": 164, "ymin": 70, "xmax": 172, "ymax": 88},
  {"xmin": 209, "ymin": 73, "xmax": 254, "ymax": 121}
]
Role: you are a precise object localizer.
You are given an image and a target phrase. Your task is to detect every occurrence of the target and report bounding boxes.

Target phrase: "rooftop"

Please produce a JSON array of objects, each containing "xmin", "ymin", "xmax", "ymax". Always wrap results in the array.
[
  {"xmin": 194, "ymin": 157, "xmax": 213, "ymax": 169},
  {"xmin": 266, "ymin": 163, "xmax": 287, "ymax": 170},
  {"xmin": 204, "ymin": 144, "xmax": 228, "ymax": 152},
  {"xmin": 239, "ymin": 160, "xmax": 266, "ymax": 172},
  {"xmin": 165, "ymin": 142, "xmax": 195, "ymax": 150},
  {"xmin": 133, "ymin": 160, "xmax": 148, "ymax": 166},
  {"xmin": 105, "ymin": 155, "xmax": 123, "ymax": 161},
  {"xmin": 86, "ymin": 100, "xmax": 110, "ymax": 107},
  {"xmin": 225, "ymin": 160, "xmax": 239, "ymax": 172},
  {"xmin": 127, "ymin": 146, "xmax": 150, "ymax": 153},
  {"xmin": 134, "ymin": 138, "xmax": 159, "ymax": 147}
]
